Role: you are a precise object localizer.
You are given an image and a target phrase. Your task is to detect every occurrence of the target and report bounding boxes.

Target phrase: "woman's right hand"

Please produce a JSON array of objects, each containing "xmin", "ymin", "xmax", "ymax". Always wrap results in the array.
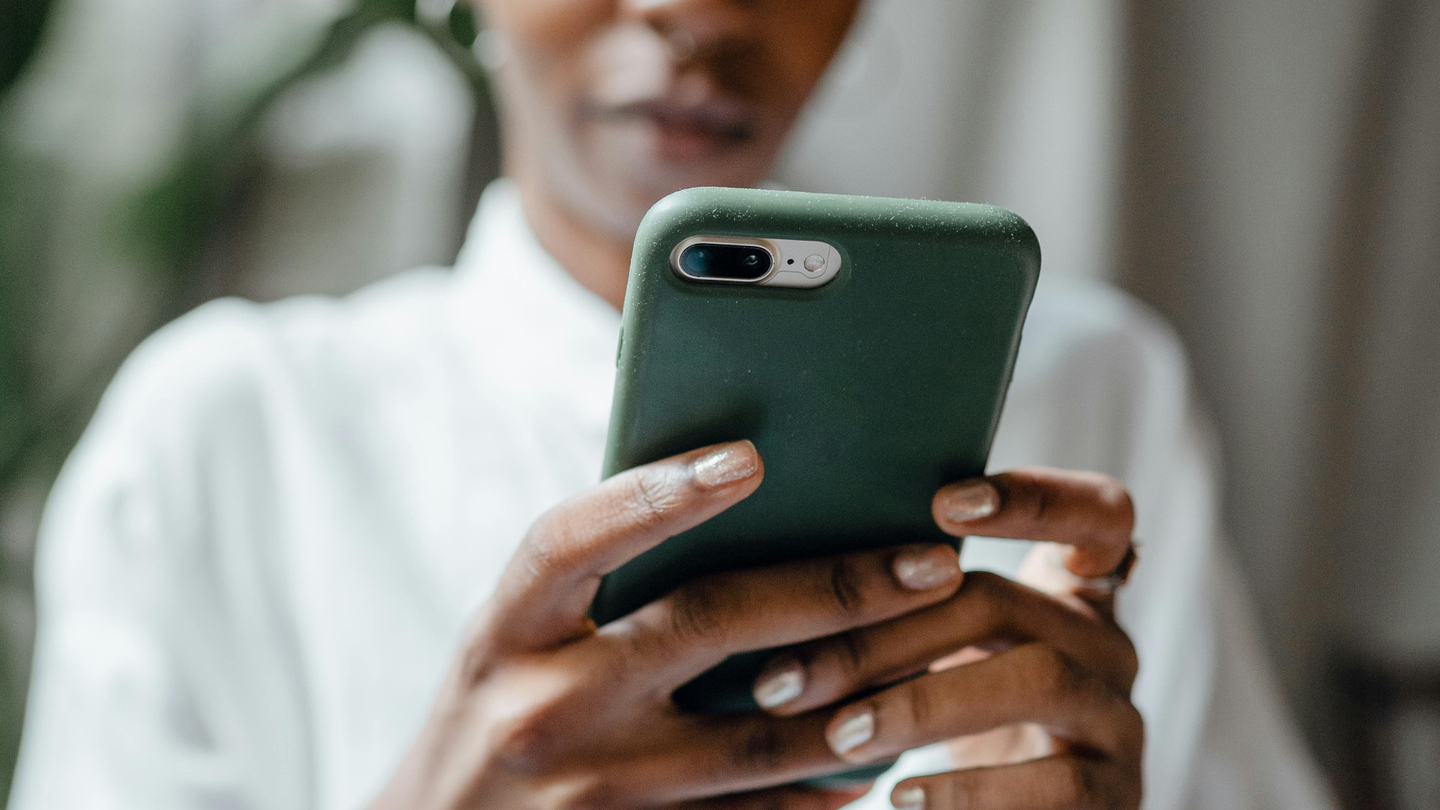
[{"xmin": 368, "ymin": 440, "xmax": 967, "ymax": 810}]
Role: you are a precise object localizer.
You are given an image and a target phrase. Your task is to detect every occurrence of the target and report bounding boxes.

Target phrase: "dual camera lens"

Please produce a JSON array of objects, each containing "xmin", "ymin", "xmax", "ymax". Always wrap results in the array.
[{"xmin": 678, "ymin": 243, "xmax": 773, "ymax": 281}]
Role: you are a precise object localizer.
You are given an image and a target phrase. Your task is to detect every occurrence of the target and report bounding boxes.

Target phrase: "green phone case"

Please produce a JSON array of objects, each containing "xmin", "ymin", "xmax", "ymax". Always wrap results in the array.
[{"xmin": 593, "ymin": 187, "xmax": 1039, "ymax": 779}]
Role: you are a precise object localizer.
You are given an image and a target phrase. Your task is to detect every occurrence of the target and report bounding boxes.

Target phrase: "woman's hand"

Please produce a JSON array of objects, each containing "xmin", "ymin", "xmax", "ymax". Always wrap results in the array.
[
  {"xmin": 370, "ymin": 441, "xmax": 971, "ymax": 810},
  {"xmin": 751, "ymin": 468, "xmax": 1143, "ymax": 810},
  {"xmin": 372, "ymin": 441, "xmax": 1142, "ymax": 810}
]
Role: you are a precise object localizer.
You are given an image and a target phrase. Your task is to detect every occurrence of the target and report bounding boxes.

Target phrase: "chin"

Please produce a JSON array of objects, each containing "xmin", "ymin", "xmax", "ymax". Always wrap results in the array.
[
  {"xmin": 610, "ymin": 132, "xmax": 770, "ymax": 193},
  {"xmin": 559, "ymin": 123, "xmax": 778, "ymax": 238}
]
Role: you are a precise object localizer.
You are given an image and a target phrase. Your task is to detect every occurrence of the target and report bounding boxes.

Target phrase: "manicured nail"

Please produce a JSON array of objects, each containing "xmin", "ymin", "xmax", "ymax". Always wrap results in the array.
[
  {"xmin": 692, "ymin": 442, "xmax": 759, "ymax": 489},
  {"xmin": 753, "ymin": 658, "xmax": 805, "ymax": 709},
  {"xmin": 893, "ymin": 545, "xmax": 961, "ymax": 590},
  {"xmin": 892, "ymin": 786, "xmax": 926, "ymax": 810},
  {"xmin": 827, "ymin": 708, "xmax": 875, "ymax": 755},
  {"xmin": 938, "ymin": 480, "xmax": 999, "ymax": 524}
]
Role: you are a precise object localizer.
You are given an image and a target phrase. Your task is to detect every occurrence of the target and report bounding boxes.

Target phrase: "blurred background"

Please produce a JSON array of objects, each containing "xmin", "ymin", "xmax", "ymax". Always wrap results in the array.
[{"xmin": 0, "ymin": 0, "xmax": 1436, "ymax": 807}]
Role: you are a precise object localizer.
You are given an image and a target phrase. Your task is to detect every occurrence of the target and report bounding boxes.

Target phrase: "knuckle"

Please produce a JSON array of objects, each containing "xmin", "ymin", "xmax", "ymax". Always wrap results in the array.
[
  {"xmin": 623, "ymin": 468, "xmax": 683, "ymax": 530},
  {"xmin": 583, "ymin": 634, "xmax": 643, "ymax": 693},
  {"xmin": 1023, "ymin": 644, "xmax": 1079, "ymax": 703},
  {"xmin": 520, "ymin": 517, "xmax": 555, "ymax": 561},
  {"xmin": 1083, "ymin": 475, "xmax": 1135, "ymax": 545},
  {"xmin": 1115, "ymin": 700, "xmax": 1147, "ymax": 759},
  {"xmin": 517, "ymin": 515, "xmax": 587, "ymax": 586},
  {"xmin": 598, "ymin": 634, "xmax": 643, "ymax": 685},
  {"xmin": 959, "ymin": 773, "xmax": 1005, "ymax": 809},
  {"xmin": 455, "ymin": 611, "xmax": 504, "ymax": 688},
  {"xmin": 903, "ymin": 680, "xmax": 935, "ymax": 732},
  {"xmin": 489, "ymin": 713, "xmax": 558, "ymax": 772},
  {"xmin": 664, "ymin": 576, "xmax": 741, "ymax": 649},
  {"xmin": 608, "ymin": 616, "xmax": 670, "ymax": 675},
  {"xmin": 485, "ymin": 680, "xmax": 582, "ymax": 772},
  {"xmin": 959, "ymin": 571, "xmax": 1014, "ymax": 632},
  {"xmin": 832, "ymin": 629, "xmax": 871, "ymax": 679},
  {"xmin": 1096, "ymin": 477, "xmax": 1136, "ymax": 526},
  {"xmin": 1114, "ymin": 632, "xmax": 1140, "ymax": 687},
  {"xmin": 731, "ymin": 723, "xmax": 787, "ymax": 772},
  {"xmin": 458, "ymin": 638, "xmax": 495, "ymax": 689},
  {"xmin": 822, "ymin": 555, "xmax": 870, "ymax": 617},
  {"xmin": 1019, "ymin": 472, "xmax": 1053, "ymax": 522},
  {"xmin": 489, "ymin": 713, "xmax": 560, "ymax": 772}
]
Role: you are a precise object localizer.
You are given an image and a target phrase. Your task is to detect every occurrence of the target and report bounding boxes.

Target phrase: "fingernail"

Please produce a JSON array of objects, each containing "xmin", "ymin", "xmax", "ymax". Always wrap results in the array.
[
  {"xmin": 893, "ymin": 545, "xmax": 960, "ymax": 590},
  {"xmin": 692, "ymin": 442, "xmax": 759, "ymax": 489},
  {"xmin": 892, "ymin": 787, "xmax": 926, "ymax": 810},
  {"xmin": 938, "ymin": 480, "xmax": 999, "ymax": 524},
  {"xmin": 827, "ymin": 708, "xmax": 875, "ymax": 755},
  {"xmin": 753, "ymin": 658, "xmax": 805, "ymax": 709}
]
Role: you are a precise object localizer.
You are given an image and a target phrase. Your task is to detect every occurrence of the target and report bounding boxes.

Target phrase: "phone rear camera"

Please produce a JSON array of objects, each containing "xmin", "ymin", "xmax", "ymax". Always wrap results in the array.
[{"xmin": 678, "ymin": 243, "xmax": 773, "ymax": 281}]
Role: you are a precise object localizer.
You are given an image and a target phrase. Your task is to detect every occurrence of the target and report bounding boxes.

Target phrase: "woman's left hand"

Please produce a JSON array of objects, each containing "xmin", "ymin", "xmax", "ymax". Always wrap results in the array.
[{"xmin": 752, "ymin": 467, "xmax": 1143, "ymax": 810}]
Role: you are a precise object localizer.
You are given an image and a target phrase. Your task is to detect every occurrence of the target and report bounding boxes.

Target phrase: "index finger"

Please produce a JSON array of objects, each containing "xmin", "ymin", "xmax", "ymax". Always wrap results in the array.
[
  {"xmin": 931, "ymin": 467, "xmax": 1134, "ymax": 578},
  {"xmin": 477, "ymin": 441, "xmax": 765, "ymax": 654}
]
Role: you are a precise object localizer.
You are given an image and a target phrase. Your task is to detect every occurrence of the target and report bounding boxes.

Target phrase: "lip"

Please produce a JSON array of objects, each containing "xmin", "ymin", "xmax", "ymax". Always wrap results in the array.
[{"xmin": 584, "ymin": 96, "xmax": 758, "ymax": 158}]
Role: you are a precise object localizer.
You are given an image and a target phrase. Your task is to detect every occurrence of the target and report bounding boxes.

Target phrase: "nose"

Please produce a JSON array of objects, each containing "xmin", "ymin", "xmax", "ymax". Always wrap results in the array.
[{"xmin": 620, "ymin": 0, "xmax": 755, "ymax": 62}]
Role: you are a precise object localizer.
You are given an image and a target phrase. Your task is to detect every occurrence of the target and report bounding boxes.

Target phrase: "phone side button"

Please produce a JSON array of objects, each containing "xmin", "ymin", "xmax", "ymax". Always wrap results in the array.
[{"xmin": 615, "ymin": 327, "xmax": 624, "ymax": 367}]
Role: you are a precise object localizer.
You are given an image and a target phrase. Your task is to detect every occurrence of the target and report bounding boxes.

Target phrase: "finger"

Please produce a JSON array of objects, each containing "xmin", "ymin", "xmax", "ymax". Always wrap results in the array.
[
  {"xmin": 671, "ymin": 784, "xmax": 870, "ymax": 810},
  {"xmin": 822, "ymin": 643, "xmax": 1144, "ymax": 766},
  {"xmin": 599, "ymin": 543, "xmax": 963, "ymax": 688},
  {"xmin": 946, "ymin": 722, "xmax": 1056, "ymax": 769},
  {"xmin": 1016, "ymin": 541, "xmax": 1125, "ymax": 619},
  {"xmin": 754, "ymin": 572, "xmax": 1136, "ymax": 715},
  {"xmin": 933, "ymin": 468, "xmax": 1134, "ymax": 577},
  {"xmin": 625, "ymin": 711, "xmax": 848, "ymax": 804},
  {"xmin": 890, "ymin": 755, "xmax": 1140, "ymax": 810},
  {"xmin": 480, "ymin": 441, "xmax": 764, "ymax": 653}
]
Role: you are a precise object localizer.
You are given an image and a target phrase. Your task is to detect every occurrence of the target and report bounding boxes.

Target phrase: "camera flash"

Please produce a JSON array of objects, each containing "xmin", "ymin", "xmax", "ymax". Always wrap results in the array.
[{"xmin": 803, "ymin": 254, "xmax": 826, "ymax": 272}]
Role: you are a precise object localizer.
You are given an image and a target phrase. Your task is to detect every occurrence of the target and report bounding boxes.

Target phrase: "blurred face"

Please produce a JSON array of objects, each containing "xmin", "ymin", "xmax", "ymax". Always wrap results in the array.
[{"xmin": 478, "ymin": 0, "xmax": 862, "ymax": 238}]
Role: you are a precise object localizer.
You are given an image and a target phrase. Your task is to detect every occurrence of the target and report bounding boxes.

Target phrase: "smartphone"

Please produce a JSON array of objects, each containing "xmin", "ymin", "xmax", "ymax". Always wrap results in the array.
[{"xmin": 591, "ymin": 187, "xmax": 1039, "ymax": 774}]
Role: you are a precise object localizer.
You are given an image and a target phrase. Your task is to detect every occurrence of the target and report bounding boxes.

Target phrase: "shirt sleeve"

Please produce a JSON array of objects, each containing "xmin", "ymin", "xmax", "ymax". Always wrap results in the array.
[
  {"xmin": 1122, "ymin": 401, "xmax": 1335, "ymax": 810},
  {"xmin": 1106, "ymin": 318, "xmax": 1337, "ymax": 810},
  {"xmin": 8, "ymin": 301, "xmax": 311, "ymax": 810}
]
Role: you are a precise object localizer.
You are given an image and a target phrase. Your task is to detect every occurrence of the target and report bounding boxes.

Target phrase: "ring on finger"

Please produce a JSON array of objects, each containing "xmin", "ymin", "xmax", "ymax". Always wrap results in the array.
[
  {"xmin": 1045, "ymin": 542, "xmax": 1139, "ymax": 593},
  {"xmin": 1073, "ymin": 543, "xmax": 1139, "ymax": 593}
]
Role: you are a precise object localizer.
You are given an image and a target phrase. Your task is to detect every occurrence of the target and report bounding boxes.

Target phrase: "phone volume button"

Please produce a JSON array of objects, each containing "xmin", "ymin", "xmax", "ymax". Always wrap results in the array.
[{"xmin": 615, "ymin": 328, "xmax": 624, "ymax": 367}]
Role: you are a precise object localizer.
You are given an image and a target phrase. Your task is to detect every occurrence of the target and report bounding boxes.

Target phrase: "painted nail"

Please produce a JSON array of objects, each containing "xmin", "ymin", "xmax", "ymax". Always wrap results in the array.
[
  {"xmin": 692, "ymin": 442, "xmax": 759, "ymax": 489},
  {"xmin": 892, "ymin": 787, "xmax": 926, "ymax": 810},
  {"xmin": 938, "ymin": 480, "xmax": 999, "ymax": 524},
  {"xmin": 893, "ymin": 545, "xmax": 961, "ymax": 590},
  {"xmin": 753, "ymin": 658, "xmax": 805, "ymax": 709},
  {"xmin": 827, "ymin": 709, "xmax": 875, "ymax": 755}
]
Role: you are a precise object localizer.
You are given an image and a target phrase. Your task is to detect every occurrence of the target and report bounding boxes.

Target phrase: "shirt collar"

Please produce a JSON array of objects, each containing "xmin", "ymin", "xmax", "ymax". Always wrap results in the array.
[
  {"xmin": 449, "ymin": 179, "xmax": 623, "ymax": 371},
  {"xmin": 455, "ymin": 179, "xmax": 622, "ymax": 325}
]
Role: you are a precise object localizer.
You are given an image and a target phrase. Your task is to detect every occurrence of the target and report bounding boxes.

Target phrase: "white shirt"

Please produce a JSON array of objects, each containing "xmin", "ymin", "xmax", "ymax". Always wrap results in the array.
[{"xmin": 10, "ymin": 182, "xmax": 1334, "ymax": 810}]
